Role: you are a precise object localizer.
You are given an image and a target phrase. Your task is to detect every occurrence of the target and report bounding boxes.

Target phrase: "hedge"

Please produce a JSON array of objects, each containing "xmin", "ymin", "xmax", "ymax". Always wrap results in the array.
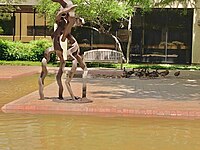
[{"xmin": 0, "ymin": 39, "xmax": 56, "ymax": 62}]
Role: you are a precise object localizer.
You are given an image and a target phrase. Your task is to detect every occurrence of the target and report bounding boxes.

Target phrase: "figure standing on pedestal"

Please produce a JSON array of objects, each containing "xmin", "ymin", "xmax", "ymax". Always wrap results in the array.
[{"xmin": 38, "ymin": 0, "xmax": 88, "ymax": 101}]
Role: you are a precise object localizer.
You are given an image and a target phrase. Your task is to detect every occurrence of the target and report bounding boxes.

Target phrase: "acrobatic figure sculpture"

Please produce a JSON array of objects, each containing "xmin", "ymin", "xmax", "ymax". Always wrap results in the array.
[{"xmin": 38, "ymin": 0, "xmax": 88, "ymax": 101}]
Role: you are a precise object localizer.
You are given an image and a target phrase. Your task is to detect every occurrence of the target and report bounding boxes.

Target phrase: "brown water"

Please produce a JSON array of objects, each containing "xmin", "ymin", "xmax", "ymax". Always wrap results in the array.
[{"xmin": 0, "ymin": 75, "xmax": 200, "ymax": 150}]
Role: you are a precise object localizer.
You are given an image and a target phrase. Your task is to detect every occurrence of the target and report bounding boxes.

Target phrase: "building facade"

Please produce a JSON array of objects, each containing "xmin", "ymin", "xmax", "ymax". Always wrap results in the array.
[{"xmin": 0, "ymin": 1, "xmax": 200, "ymax": 64}]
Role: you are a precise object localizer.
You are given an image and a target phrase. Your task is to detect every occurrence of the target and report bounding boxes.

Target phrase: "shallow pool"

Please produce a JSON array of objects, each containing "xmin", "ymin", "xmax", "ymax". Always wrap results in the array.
[{"xmin": 0, "ymin": 74, "xmax": 200, "ymax": 150}]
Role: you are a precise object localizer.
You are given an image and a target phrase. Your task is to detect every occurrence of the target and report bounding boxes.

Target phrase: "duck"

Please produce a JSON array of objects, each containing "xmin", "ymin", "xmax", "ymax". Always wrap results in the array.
[
  {"xmin": 174, "ymin": 71, "xmax": 180, "ymax": 77},
  {"xmin": 159, "ymin": 69, "xmax": 169, "ymax": 77},
  {"xmin": 135, "ymin": 68, "xmax": 146, "ymax": 78},
  {"xmin": 122, "ymin": 67, "xmax": 131, "ymax": 78},
  {"xmin": 147, "ymin": 69, "xmax": 159, "ymax": 78},
  {"xmin": 121, "ymin": 67, "xmax": 127, "ymax": 78},
  {"xmin": 127, "ymin": 68, "xmax": 135, "ymax": 76}
]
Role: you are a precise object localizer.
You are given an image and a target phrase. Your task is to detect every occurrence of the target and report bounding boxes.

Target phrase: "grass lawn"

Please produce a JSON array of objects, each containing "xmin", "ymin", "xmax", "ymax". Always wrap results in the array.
[{"xmin": 1, "ymin": 60, "xmax": 200, "ymax": 70}]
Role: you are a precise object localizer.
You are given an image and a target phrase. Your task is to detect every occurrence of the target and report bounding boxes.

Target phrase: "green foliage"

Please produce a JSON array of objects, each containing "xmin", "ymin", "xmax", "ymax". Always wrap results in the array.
[
  {"xmin": 29, "ymin": 39, "xmax": 55, "ymax": 61},
  {"xmin": 153, "ymin": 0, "xmax": 196, "ymax": 7},
  {"xmin": 0, "ymin": 26, "xmax": 3, "ymax": 33},
  {"xmin": 127, "ymin": 0, "xmax": 153, "ymax": 12},
  {"xmin": 0, "ymin": 0, "xmax": 26, "ymax": 32},
  {"xmin": 0, "ymin": 0, "xmax": 25, "ymax": 20},
  {"xmin": 127, "ymin": 0, "xmax": 196, "ymax": 8},
  {"xmin": 0, "ymin": 39, "xmax": 55, "ymax": 62},
  {"xmin": 0, "ymin": 60, "xmax": 200, "ymax": 70},
  {"xmin": 35, "ymin": 0, "xmax": 197, "ymax": 32},
  {"xmin": 74, "ymin": 0, "xmax": 133, "ymax": 27},
  {"xmin": 113, "ymin": 63, "xmax": 200, "ymax": 70},
  {"xmin": 85, "ymin": 62, "xmax": 116, "ymax": 68},
  {"xmin": 35, "ymin": 0, "xmax": 60, "ymax": 28},
  {"xmin": 36, "ymin": 0, "xmax": 133, "ymax": 31},
  {"xmin": 0, "ymin": 39, "xmax": 10, "ymax": 60},
  {"xmin": 0, "ymin": 60, "xmax": 42, "ymax": 66}
]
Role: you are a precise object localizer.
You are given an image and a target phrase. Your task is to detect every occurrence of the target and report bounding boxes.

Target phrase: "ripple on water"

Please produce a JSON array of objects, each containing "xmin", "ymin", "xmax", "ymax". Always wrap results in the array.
[
  {"xmin": 1, "ymin": 75, "xmax": 200, "ymax": 150},
  {"xmin": 0, "ymin": 113, "xmax": 200, "ymax": 150}
]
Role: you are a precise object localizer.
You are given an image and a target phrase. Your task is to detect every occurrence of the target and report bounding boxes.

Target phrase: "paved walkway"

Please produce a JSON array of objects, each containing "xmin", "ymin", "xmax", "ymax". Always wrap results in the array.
[
  {"xmin": 1, "ymin": 65, "xmax": 200, "ymax": 118},
  {"xmin": 0, "ymin": 65, "xmax": 40, "ymax": 79}
]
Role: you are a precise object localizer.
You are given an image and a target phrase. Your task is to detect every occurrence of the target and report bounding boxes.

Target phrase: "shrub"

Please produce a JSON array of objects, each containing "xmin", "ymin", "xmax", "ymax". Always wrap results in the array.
[
  {"xmin": 0, "ymin": 39, "xmax": 56, "ymax": 62},
  {"xmin": 0, "ymin": 39, "xmax": 10, "ymax": 60},
  {"xmin": 29, "ymin": 39, "xmax": 55, "ymax": 61}
]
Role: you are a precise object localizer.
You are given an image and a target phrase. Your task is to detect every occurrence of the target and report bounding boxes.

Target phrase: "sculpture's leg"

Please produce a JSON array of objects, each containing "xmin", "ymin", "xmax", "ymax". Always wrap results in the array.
[
  {"xmin": 61, "ymin": 16, "xmax": 76, "ymax": 42},
  {"xmin": 65, "ymin": 59, "xmax": 77, "ymax": 101},
  {"xmin": 82, "ymin": 72, "xmax": 87, "ymax": 98},
  {"xmin": 68, "ymin": 41, "xmax": 88, "ymax": 98},
  {"xmin": 38, "ymin": 46, "xmax": 54, "ymax": 100},
  {"xmin": 56, "ymin": 51, "xmax": 66, "ymax": 99},
  {"xmin": 74, "ymin": 54, "xmax": 88, "ymax": 98}
]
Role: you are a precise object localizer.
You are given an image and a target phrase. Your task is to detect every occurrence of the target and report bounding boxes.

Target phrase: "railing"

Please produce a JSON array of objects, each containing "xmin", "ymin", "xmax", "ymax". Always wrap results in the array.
[{"xmin": 84, "ymin": 49, "xmax": 123, "ymax": 69}]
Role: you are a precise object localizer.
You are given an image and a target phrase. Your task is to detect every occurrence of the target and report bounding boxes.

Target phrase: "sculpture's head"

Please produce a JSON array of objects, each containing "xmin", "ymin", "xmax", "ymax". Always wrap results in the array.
[
  {"xmin": 74, "ymin": 17, "xmax": 85, "ymax": 27},
  {"xmin": 52, "ymin": 0, "xmax": 75, "ymax": 9},
  {"xmin": 52, "ymin": 0, "xmax": 62, "ymax": 2}
]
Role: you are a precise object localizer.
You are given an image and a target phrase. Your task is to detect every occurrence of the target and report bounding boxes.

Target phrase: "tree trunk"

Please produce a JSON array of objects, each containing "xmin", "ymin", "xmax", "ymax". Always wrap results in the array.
[
  {"xmin": 83, "ymin": 26, "xmax": 126, "ymax": 62},
  {"xmin": 111, "ymin": 34, "xmax": 126, "ymax": 62},
  {"xmin": 126, "ymin": 16, "xmax": 132, "ymax": 63}
]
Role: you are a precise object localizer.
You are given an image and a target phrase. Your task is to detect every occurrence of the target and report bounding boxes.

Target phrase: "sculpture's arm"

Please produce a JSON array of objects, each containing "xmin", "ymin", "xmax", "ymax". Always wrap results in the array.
[
  {"xmin": 55, "ymin": 5, "xmax": 77, "ymax": 23},
  {"xmin": 52, "ymin": 0, "xmax": 67, "ymax": 8}
]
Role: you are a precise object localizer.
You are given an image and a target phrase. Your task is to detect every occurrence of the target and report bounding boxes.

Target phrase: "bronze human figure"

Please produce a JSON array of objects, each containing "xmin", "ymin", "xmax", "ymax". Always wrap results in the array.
[{"xmin": 38, "ymin": 0, "xmax": 88, "ymax": 101}]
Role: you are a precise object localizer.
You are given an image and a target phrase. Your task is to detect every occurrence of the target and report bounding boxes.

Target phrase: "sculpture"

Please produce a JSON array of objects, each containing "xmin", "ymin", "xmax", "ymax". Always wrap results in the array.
[{"xmin": 38, "ymin": 0, "xmax": 88, "ymax": 101}]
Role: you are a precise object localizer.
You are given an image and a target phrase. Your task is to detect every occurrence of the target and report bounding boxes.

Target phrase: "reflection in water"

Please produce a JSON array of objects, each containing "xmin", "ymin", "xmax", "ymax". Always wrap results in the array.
[
  {"xmin": 0, "ymin": 113, "xmax": 200, "ymax": 150},
  {"xmin": 0, "ymin": 74, "xmax": 200, "ymax": 150}
]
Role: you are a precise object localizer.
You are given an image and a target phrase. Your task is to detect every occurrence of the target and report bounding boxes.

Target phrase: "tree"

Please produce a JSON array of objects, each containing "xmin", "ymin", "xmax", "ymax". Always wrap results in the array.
[
  {"xmin": 0, "ymin": 0, "xmax": 25, "ymax": 33},
  {"xmin": 36, "ymin": 0, "xmax": 133, "ymax": 61},
  {"xmin": 0, "ymin": 0, "xmax": 26, "ymax": 19},
  {"xmin": 127, "ymin": 0, "xmax": 197, "ymax": 8},
  {"xmin": 36, "ymin": 0, "xmax": 133, "ymax": 31},
  {"xmin": 36, "ymin": 0, "xmax": 197, "ymax": 63},
  {"xmin": 35, "ymin": 0, "xmax": 60, "ymax": 28}
]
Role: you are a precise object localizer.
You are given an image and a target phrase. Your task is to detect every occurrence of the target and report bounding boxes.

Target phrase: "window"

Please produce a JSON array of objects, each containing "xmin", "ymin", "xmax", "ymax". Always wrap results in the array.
[
  {"xmin": 27, "ymin": 26, "xmax": 53, "ymax": 36},
  {"xmin": 131, "ymin": 9, "xmax": 193, "ymax": 64}
]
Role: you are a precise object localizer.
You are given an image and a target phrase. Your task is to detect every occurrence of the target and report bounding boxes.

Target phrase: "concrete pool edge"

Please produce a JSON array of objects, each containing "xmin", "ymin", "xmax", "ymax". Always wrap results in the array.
[
  {"xmin": 1, "ymin": 80, "xmax": 200, "ymax": 119},
  {"xmin": 2, "ymin": 103, "xmax": 200, "ymax": 119},
  {"xmin": 1, "ymin": 66, "xmax": 200, "ymax": 119}
]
